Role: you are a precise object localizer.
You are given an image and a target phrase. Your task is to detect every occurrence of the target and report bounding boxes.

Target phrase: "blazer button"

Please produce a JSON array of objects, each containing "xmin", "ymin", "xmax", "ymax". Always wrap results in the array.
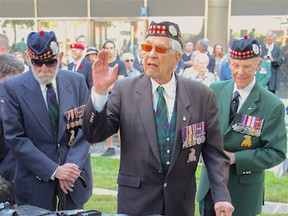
[
  {"xmin": 163, "ymin": 183, "xmax": 167, "ymax": 187},
  {"xmin": 158, "ymin": 170, "xmax": 162, "ymax": 173}
]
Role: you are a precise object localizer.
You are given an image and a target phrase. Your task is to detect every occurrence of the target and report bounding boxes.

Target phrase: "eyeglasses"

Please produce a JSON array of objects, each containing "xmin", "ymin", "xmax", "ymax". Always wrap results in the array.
[
  {"xmin": 31, "ymin": 58, "xmax": 58, "ymax": 68},
  {"xmin": 125, "ymin": 59, "xmax": 134, "ymax": 62},
  {"xmin": 141, "ymin": 44, "xmax": 172, "ymax": 54}
]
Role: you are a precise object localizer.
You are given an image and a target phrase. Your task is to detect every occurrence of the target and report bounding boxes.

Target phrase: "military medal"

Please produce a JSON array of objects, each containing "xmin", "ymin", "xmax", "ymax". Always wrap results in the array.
[
  {"xmin": 65, "ymin": 111, "xmax": 71, "ymax": 130},
  {"xmin": 68, "ymin": 129, "xmax": 75, "ymax": 147},
  {"xmin": 232, "ymin": 113, "xmax": 264, "ymax": 137},
  {"xmin": 182, "ymin": 122, "xmax": 206, "ymax": 149},
  {"xmin": 241, "ymin": 135, "xmax": 252, "ymax": 147},
  {"xmin": 187, "ymin": 148, "xmax": 197, "ymax": 163}
]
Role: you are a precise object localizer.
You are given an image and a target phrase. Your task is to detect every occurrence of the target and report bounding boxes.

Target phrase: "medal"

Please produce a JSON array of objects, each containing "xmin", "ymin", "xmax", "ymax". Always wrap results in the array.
[
  {"xmin": 187, "ymin": 148, "xmax": 197, "ymax": 163},
  {"xmin": 241, "ymin": 135, "xmax": 252, "ymax": 147}
]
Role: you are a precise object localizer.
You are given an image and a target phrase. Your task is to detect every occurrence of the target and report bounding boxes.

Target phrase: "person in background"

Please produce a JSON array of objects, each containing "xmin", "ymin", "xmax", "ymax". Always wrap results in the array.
[
  {"xmin": 122, "ymin": 52, "xmax": 141, "ymax": 78},
  {"xmin": 212, "ymin": 44, "xmax": 225, "ymax": 78},
  {"xmin": 182, "ymin": 41, "xmax": 194, "ymax": 70},
  {"xmin": 219, "ymin": 54, "xmax": 232, "ymax": 81},
  {"xmin": 67, "ymin": 43, "xmax": 93, "ymax": 90},
  {"xmin": 0, "ymin": 34, "xmax": 9, "ymax": 54},
  {"xmin": 101, "ymin": 40, "xmax": 127, "ymax": 157},
  {"xmin": 3, "ymin": 30, "xmax": 92, "ymax": 211},
  {"xmin": 75, "ymin": 35, "xmax": 87, "ymax": 49},
  {"xmin": 261, "ymin": 31, "xmax": 284, "ymax": 94},
  {"xmin": 197, "ymin": 35, "xmax": 287, "ymax": 216},
  {"xmin": 85, "ymin": 47, "xmax": 98, "ymax": 63},
  {"xmin": 174, "ymin": 58, "xmax": 185, "ymax": 75},
  {"xmin": 133, "ymin": 46, "xmax": 145, "ymax": 73},
  {"xmin": 83, "ymin": 20, "xmax": 234, "ymax": 216},
  {"xmin": 195, "ymin": 39, "xmax": 215, "ymax": 73},
  {"xmin": 0, "ymin": 54, "xmax": 24, "ymax": 204},
  {"xmin": 16, "ymin": 38, "xmax": 26, "ymax": 53},
  {"xmin": 182, "ymin": 52, "xmax": 217, "ymax": 86},
  {"xmin": 255, "ymin": 48, "xmax": 271, "ymax": 88},
  {"xmin": 14, "ymin": 51, "xmax": 30, "ymax": 72}
]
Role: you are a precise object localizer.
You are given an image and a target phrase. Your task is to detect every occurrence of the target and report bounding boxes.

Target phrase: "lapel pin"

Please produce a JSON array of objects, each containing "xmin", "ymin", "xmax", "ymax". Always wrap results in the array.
[{"xmin": 182, "ymin": 115, "xmax": 186, "ymax": 122}]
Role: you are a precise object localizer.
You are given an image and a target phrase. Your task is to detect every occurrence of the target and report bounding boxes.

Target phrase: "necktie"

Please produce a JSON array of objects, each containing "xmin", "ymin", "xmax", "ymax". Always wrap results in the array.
[
  {"xmin": 73, "ymin": 63, "xmax": 77, "ymax": 71},
  {"xmin": 46, "ymin": 83, "xmax": 59, "ymax": 140},
  {"xmin": 155, "ymin": 86, "xmax": 169, "ymax": 129},
  {"xmin": 230, "ymin": 91, "xmax": 240, "ymax": 123}
]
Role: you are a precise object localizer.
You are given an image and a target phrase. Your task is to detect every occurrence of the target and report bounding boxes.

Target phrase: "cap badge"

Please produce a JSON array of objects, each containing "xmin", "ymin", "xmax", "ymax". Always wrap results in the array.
[
  {"xmin": 50, "ymin": 41, "xmax": 59, "ymax": 55},
  {"xmin": 168, "ymin": 25, "xmax": 177, "ymax": 37},
  {"xmin": 252, "ymin": 44, "xmax": 260, "ymax": 55}
]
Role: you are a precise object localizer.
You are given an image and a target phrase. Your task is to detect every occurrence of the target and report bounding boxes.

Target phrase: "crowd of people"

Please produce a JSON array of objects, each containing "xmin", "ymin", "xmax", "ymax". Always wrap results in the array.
[{"xmin": 0, "ymin": 20, "xmax": 287, "ymax": 216}]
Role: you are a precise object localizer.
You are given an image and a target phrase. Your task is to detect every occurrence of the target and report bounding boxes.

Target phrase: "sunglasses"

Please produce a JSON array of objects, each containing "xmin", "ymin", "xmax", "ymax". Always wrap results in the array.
[
  {"xmin": 125, "ymin": 59, "xmax": 134, "ymax": 62},
  {"xmin": 141, "ymin": 44, "xmax": 172, "ymax": 54},
  {"xmin": 31, "ymin": 58, "xmax": 58, "ymax": 68}
]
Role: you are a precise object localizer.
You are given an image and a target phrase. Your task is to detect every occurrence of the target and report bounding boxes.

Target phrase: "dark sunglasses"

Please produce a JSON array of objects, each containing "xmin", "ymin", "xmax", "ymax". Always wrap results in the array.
[
  {"xmin": 125, "ymin": 59, "xmax": 134, "ymax": 62},
  {"xmin": 31, "ymin": 58, "xmax": 58, "ymax": 68},
  {"xmin": 141, "ymin": 44, "xmax": 172, "ymax": 54}
]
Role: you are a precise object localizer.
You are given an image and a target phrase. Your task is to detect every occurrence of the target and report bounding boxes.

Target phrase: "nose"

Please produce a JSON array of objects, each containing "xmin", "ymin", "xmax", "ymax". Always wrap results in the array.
[{"xmin": 147, "ymin": 47, "xmax": 157, "ymax": 58}]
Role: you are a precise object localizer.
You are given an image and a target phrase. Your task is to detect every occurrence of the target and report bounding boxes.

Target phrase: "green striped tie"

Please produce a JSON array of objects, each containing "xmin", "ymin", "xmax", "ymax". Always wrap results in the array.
[{"xmin": 46, "ymin": 83, "xmax": 59, "ymax": 140}]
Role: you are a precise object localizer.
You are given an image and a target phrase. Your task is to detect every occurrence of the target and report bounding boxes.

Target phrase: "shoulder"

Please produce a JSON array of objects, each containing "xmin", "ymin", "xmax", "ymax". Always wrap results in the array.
[
  {"xmin": 210, "ymin": 80, "xmax": 230, "ymax": 87},
  {"xmin": 58, "ymin": 70, "xmax": 86, "ymax": 81},
  {"xmin": 177, "ymin": 74, "xmax": 213, "ymax": 94}
]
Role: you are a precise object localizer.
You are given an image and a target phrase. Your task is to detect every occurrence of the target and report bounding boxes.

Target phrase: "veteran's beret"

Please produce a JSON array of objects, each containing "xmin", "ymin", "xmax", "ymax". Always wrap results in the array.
[
  {"xmin": 229, "ymin": 35, "xmax": 261, "ymax": 60},
  {"xmin": 26, "ymin": 30, "xmax": 59, "ymax": 60},
  {"xmin": 70, "ymin": 43, "xmax": 85, "ymax": 50},
  {"xmin": 146, "ymin": 21, "xmax": 183, "ymax": 46}
]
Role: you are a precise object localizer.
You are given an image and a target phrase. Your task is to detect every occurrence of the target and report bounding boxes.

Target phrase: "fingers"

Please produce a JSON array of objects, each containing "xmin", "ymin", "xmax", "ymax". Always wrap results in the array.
[
  {"xmin": 55, "ymin": 163, "xmax": 80, "ymax": 182},
  {"xmin": 59, "ymin": 180, "xmax": 74, "ymax": 194}
]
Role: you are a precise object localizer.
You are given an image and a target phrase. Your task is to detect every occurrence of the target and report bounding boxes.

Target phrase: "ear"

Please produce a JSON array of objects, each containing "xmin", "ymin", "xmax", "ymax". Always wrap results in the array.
[
  {"xmin": 174, "ymin": 52, "xmax": 182, "ymax": 68},
  {"xmin": 59, "ymin": 52, "xmax": 64, "ymax": 61}
]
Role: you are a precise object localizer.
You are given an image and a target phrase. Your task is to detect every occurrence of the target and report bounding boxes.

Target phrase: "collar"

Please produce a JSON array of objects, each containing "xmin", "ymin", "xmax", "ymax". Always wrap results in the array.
[
  {"xmin": 74, "ymin": 57, "xmax": 84, "ymax": 65},
  {"xmin": 233, "ymin": 77, "xmax": 255, "ymax": 98},
  {"xmin": 40, "ymin": 78, "xmax": 57, "ymax": 93},
  {"xmin": 151, "ymin": 73, "xmax": 176, "ymax": 98},
  {"xmin": 266, "ymin": 43, "xmax": 274, "ymax": 50}
]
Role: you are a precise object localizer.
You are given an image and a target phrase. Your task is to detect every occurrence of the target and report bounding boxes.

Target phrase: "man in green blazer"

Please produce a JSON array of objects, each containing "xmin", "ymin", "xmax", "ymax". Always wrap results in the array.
[{"xmin": 197, "ymin": 36, "xmax": 287, "ymax": 216}]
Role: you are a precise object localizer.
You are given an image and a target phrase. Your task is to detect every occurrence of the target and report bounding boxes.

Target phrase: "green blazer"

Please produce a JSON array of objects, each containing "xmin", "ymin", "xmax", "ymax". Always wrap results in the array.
[{"xmin": 197, "ymin": 80, "xmax": 287, "ymax": 216}]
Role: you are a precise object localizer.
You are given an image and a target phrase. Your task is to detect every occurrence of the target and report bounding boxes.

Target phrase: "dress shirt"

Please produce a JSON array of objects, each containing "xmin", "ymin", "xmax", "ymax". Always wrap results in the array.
[
  {"xmin": 232, "ymin": 77, "xmax": 256, "ymax": 112},
  {"xmin": 266, "ymin": 43, "xmax": 274, "ymax": 58},
  {"xmin": 73, "ymin": 57, "xmax": 85, "ymax": 71},
  {"xmin": 39, "ymin": 79, "xmax": 58, "ymax": 109},
  {"xmin": 39, "ymin": 78, "xmax": 59, "ymax": 180},
  {"xmin": 151, "ymin": 74, "xmax": 177, "ymax": 123}
]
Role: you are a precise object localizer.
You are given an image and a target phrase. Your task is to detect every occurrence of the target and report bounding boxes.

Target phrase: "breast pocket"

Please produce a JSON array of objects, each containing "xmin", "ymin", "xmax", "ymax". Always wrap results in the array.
[{"xmin": 117, "ymin": 174, "xmax": 141, "ymax": 188}]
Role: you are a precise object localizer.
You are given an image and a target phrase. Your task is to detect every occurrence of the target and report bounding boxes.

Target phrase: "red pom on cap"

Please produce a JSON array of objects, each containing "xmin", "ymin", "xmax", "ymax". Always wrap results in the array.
[
  {"xmin": 39, "ymin": 30, "xmax": 45, "ymax": 36},
  {"xmin": 244, "ymin": 35, "xmax": 248, "ymax": 39}
]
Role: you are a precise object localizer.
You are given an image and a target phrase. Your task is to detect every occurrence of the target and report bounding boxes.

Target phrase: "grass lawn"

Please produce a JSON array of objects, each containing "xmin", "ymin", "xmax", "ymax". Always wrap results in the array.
[{"xmin": 85, "ymin": 156, "xmax": 288, "ymax": 215}]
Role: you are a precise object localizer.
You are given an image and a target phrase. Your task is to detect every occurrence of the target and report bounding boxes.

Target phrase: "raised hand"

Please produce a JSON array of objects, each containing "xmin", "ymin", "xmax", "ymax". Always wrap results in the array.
[{"xmin": 92, "ymin": 50, "xmax": 118, "ymax": 94}]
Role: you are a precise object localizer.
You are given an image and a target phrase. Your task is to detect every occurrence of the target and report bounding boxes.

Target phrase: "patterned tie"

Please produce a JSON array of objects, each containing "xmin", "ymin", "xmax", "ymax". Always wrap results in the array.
[
  {"xmin": 73, "ymin": 63, "xmax": 77, "ymax": 71},
  {"xmin": 230, "ymin": 91, "xmax": 240, "ymax": 123},
  {"xmin": 155, "ymin": 86, "xmax": 169, "ymax": 130},
  {"xmin": 46, "ymin": 83, "xmax": 59, "ymax": 140}
]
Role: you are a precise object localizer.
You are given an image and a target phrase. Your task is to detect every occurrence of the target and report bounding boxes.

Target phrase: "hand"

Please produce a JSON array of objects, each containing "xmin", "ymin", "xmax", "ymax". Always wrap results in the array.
[
  {"xmin": 92, "ymin": 50, "xmax": 118, "ymax": 94},
  {"xmin": 214, "ymin": 201, "xmax": 234, "ymax": 216},
  {"xmin": 55, "ymin": 163, "xmax": 80, "ymax": 183},
  {"xmin": 223, "ymin": 150, "xmax": 236, "ymax": 165},
  {"xmin": 59, "ymin": 179, "xmax": 74, "ymax": 194}
]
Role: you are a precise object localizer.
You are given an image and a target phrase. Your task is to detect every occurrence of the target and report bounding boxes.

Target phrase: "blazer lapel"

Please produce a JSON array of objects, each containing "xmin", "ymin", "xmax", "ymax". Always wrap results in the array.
[
  {"xmin": 167, "ymin": 77, "xmax": 192, "ymax": 175},
  {"xmin": 22, "ymin": 72, "xmax": 54, "ymax": 139},
  {"xmin": 56, "ymin": 72, "xmax": 74, "ymax": 142},
  {"xmin": 238, "ymin": 82, "xmax": 260, "ymax": 115},
  {"xmin": 136, "ymin": 75, "xmax": 162, "ymax": 166}
]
